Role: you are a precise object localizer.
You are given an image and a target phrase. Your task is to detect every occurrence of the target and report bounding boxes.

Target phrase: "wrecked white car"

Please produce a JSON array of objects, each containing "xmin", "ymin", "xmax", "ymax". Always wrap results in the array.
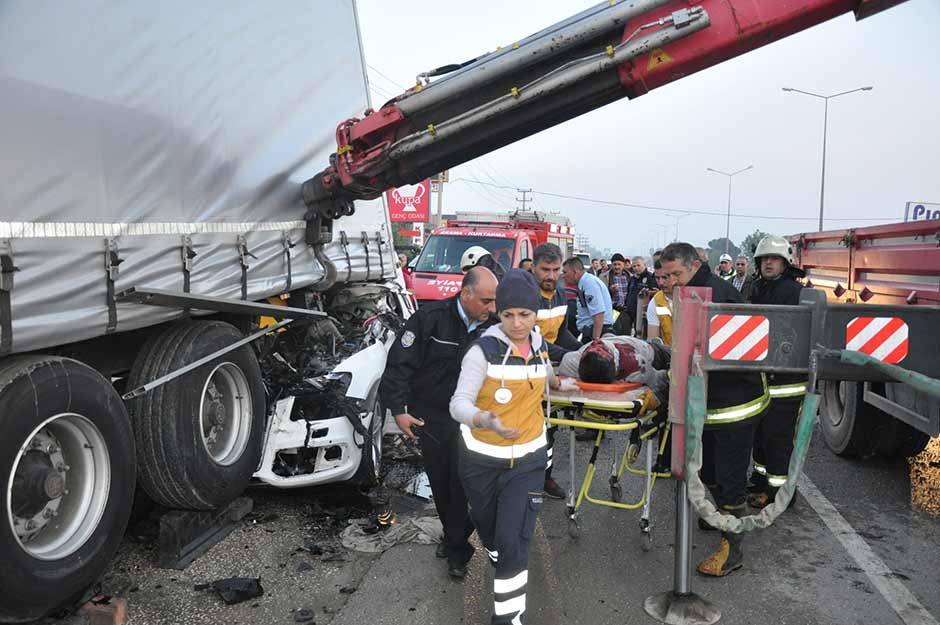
[{"xmin": 254, "ymin": 283, "xmax": 412, "ymax": 489}]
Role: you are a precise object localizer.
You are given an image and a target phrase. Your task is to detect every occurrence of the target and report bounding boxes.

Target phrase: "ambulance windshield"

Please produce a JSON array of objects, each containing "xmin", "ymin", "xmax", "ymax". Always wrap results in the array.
[{"xmin": 415, "ymin": 235, "xmax": 514, "ymax": 274}]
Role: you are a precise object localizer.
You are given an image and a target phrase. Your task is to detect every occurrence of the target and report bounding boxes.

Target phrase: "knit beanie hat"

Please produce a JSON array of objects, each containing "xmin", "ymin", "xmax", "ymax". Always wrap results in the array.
[{"xmin": 496, "ymin": 268, "xmax": 540, "ymax": 313}]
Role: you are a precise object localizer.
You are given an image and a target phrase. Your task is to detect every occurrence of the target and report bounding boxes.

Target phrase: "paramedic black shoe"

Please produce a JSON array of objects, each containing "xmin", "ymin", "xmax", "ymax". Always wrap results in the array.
[
  {"xmin": 544, "ymin": 477, "xmax": 566, "ymax": 500},
  {"xmin": 435, "ymin": 543, "xmax": 448, "ymax": 559},
  {"xmin": 448, "ymin": 561, "xmax": 468, "ymax": 580}
]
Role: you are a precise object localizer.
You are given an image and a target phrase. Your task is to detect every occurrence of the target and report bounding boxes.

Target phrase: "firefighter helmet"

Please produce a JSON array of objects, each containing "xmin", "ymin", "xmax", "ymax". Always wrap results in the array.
[
  {"xmin": 460, "ymin": 245, "xmax": 491, "ymax": 272},
  {"xmin": 753, "ymin": 235, "xmax": 794, "ymax": 265}
]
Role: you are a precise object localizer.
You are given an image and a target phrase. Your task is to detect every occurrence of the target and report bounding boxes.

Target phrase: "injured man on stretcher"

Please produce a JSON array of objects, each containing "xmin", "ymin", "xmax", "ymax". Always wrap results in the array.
[{"xmin": 556, "ymin": 335, "xmax": 671, "ymax": 406}]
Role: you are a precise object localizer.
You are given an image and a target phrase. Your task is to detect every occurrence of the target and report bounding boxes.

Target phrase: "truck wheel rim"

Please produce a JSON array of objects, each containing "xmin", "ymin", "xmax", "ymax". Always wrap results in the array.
[
  {"xmin": 8, "ymin": 413, "xmax": 111, "ymax": 561},
  {"xmin": 200, "ymin": 362, "xmax": 252, "ymax": 466}
]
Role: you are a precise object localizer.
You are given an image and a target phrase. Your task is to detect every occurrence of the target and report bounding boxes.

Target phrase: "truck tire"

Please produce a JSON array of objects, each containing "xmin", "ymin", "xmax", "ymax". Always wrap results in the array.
[
  {"xmin": 820, "ymin": 380, "xmax": 875, "ymax": 457},
  {"xmin": 353, "ymin": 387, "xmax": 385, "ymax": 486},
  {"xmin": 884, "ymin": 384, "xmax": 932, "ymax": 458},
  {"xmin": 127, "ymin": 321, "xmax": 265, "ymax": 510},
  {"xmin": 0, "ymin": 356, "xmax": 136, "ymax": 622}
]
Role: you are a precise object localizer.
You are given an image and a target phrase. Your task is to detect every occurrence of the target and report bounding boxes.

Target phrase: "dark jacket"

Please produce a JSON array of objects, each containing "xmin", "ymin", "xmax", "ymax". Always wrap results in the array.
[
  {"xmin": 688, "ymin": 264, "xmax": 767, "ymax": 428},
  {"xmin": 732, "ymin": 273, "xmax": 755, "ymax": 301},
  {"xmin": 379, "ymin": 295, "xmax": 493, "ymax": 435},
  {"xmin": 626, "ymin": 269, "xmax": 657, "ymax": 317},
  {"xmin": 749, "ymin": 270, "xmax": 806, "ymax": 391}
]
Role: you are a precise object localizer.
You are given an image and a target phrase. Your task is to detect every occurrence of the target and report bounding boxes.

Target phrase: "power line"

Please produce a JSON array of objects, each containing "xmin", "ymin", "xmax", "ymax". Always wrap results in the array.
[
  {"xmin": 452, "ymin": 178, "xmax": 897, "ymax": 222},
  {"xmin": 367, "ymin": 64, "xmax": 407, "ymax": 91}
]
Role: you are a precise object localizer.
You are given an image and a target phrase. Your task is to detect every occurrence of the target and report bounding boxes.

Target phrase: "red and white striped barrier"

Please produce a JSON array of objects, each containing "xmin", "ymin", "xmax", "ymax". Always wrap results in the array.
[
  {"xmin": 845, "ymin": 316, "xmax": 909, "ymax": 363},
  {"xmin": 708, "ymin": 314, "xmax": 769, "ymax": 361}
]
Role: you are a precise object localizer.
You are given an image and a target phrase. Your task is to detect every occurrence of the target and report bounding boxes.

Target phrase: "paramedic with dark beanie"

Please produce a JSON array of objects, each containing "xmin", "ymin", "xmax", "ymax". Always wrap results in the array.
[{"xmin": 450, "ymin": 269, "xmax": 559, "ymax": 625}]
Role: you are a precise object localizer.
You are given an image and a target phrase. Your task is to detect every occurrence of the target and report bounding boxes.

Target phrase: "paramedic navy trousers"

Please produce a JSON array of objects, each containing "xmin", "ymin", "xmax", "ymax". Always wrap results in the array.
[
  {"xmin": 459, "ymin": 442, "xmax": 546, "ymax": 625},
  {"xmin": 418, "ymin": 425, "xmax": 474, "ymax": 565}
]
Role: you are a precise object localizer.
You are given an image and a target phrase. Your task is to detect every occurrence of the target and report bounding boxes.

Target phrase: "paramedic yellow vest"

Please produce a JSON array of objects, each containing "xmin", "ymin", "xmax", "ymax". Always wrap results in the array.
[
  {"xmin": 653, "ymin": 290, "xmax": 673, "ymax": 346},
  {"xmin": 471, "ymin": 335, "xmax": 548, "ymax": 448},
  {"xmin": 536, "ymin": 289, "xmax": 568, "ymax": 344}
]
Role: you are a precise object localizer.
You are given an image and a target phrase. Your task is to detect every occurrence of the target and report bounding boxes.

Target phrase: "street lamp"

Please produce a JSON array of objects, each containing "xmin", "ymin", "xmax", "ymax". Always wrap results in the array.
[
  {"xmin": 706, "ymin": 165, "xmax": 753, "ymax": 254},
  {"xmin": 782, "ymin": 85, "xmax": 873, "ymax": 231}
]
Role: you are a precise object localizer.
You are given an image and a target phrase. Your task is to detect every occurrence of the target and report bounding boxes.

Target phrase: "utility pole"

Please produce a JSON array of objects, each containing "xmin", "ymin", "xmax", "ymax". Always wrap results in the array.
[{"xmin": 516, "ymin": 188, "xmax": 532, "ymax": 212}]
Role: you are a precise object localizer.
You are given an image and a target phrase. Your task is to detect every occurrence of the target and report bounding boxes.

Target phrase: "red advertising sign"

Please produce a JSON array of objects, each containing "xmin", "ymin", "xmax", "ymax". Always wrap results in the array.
[{"xmin": 387, "ymin": 180, "xmax": 430, "ymax": 222}]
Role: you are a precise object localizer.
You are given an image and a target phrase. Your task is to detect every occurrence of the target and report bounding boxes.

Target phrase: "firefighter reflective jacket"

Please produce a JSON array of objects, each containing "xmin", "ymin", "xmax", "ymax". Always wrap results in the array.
[
  {"xmin": 688, "ymin": 264, "xmax": 769, "ymax": 428},
  {"xmin": 749, "ymin": 270, "xmax": 808, "ymax": 400}
]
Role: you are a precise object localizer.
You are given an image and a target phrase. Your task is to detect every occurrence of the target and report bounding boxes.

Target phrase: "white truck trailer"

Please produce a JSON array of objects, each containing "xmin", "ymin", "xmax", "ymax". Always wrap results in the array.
[{"xmin": 0, "ymin": 2, "xmax": 408, "ymax": 620}]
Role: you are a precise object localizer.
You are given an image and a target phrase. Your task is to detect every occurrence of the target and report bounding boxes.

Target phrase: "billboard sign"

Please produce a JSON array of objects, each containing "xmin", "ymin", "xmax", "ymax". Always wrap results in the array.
[
  {"xmin": 387, "ymin": 180, "xmax": 430, "ymax": 222},
  {"xmin": 904, "ymin": 201, "xmax": 940, "ymax": 222}
]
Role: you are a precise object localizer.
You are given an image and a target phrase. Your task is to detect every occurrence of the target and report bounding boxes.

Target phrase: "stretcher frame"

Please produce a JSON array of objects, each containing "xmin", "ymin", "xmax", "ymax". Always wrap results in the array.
[{"xmin": 547, "ymin": 392, "xmax": 671, "ymax": 548}]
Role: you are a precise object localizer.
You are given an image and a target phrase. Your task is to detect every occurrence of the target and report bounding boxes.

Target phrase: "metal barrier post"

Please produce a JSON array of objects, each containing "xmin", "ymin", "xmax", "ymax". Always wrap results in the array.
[{"xmin": 645, "ymin": 287, "xmax": 720, "ymax": 625}]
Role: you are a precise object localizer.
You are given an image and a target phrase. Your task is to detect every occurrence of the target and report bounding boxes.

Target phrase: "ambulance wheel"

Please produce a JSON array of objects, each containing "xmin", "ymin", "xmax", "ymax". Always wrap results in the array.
[
  {"xmin": 127, "ymin": 321, "xmax": 265, "ymax": 510},
  {"xmin": 0, "ymin": 356, "xmax": 136, "ymax": 622},
  {"xmin": 610, "ymin": 482, "xmax": 623, "ymax": 503}
]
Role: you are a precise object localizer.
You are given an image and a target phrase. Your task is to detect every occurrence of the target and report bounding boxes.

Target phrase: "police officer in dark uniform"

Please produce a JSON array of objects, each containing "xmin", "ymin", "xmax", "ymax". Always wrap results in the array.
[
  {"xmin": 747, "ymin": 235, "xmax": 807, "ymax": 508},
  {"xmin": 379, "ymin": 266, "xmax": 498, "ymax": 579},
  {"xmin": 660, "ymin": 242, "xmax": 769, "ymax": 577}
]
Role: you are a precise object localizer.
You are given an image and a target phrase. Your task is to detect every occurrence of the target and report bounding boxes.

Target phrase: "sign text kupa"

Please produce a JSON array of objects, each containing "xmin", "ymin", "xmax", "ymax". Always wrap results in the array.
[{"xmin": 387, "ymin": 180, "xmax": 431, "ymax": 223}]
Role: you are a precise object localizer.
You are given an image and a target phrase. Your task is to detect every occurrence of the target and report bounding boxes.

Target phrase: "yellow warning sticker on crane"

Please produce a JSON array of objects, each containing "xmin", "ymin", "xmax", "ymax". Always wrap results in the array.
[{"xmin": 647, "ymin": 48, "xmax": 673, "ymax": 70}]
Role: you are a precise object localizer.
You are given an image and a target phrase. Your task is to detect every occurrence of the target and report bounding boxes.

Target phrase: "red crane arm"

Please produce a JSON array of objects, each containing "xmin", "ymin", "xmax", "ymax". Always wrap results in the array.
[{"xmin": 300, "ymin": 0, "xmax": 905, "ymax": 240}]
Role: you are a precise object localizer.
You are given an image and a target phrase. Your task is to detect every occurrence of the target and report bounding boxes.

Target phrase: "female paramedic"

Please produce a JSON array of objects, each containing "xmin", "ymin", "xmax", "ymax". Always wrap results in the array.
[{"xmin": 450, "ymin": 268, "xmax": 559, "ymax": 625}]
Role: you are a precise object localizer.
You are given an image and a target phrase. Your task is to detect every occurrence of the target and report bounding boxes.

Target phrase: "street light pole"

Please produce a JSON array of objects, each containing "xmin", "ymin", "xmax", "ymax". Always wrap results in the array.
[
  {"xmin": 706, "ymin": 166, "xmax": 753, "ymax": 254},
  {"xmin": 782, "ymin": 85, "xmax": 873, "ymax": 231}
]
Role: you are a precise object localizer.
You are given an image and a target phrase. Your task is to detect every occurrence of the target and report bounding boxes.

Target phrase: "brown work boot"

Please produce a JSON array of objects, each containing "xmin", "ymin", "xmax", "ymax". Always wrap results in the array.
[
  {"xmin": 747, "ymin": 491, "xmax": 772, "ymax": 509},
  {"xmin": 696, "ymin": 533, "xmax": 743, "ymax": 577}
]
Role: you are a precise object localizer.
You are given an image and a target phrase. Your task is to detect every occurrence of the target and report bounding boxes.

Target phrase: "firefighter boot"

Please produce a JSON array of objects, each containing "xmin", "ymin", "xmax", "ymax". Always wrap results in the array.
[
  {"xmin": 749, "ymin": 486, "xmax": 798, "ymax": 510},
  {"xmin": 697, "ymin": 504, "xmax": 745, "ymax": 577},
  {"xmin": 747, "ymin": 486, "xmax": 776, "ymax": 509},
  {"xmin": 696, "ymin": 531, "xmax": 744, "ymax": 577}
]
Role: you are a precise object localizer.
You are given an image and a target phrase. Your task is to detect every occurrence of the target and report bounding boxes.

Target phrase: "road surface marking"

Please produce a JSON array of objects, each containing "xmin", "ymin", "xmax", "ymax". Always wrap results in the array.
[{"xmin": 799, "ymin": 474, "xmax": 939, "ymax": 625}]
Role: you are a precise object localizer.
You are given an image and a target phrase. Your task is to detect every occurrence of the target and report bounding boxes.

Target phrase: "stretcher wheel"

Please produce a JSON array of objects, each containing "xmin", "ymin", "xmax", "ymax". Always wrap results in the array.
[
  {"xmin": 567, "ymin": 517, "xmax": 580, "ymax": 539},
  {"xmin": 627, "ymin": 443, "xmax": 640, "ymax": 465},
  {"xmin": 610, "ymin": 482, "xmax": 623, "ymax": 503},
  {"xmin": 639, "ymin": 518, "xmax": 652, "ymax": 551}
]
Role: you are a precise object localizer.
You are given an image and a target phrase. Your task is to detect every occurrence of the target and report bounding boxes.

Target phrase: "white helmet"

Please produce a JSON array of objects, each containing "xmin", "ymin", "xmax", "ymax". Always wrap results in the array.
[
  {"xmin": 460, "ymin": 245, "xmax": 490, "ymax": 272},
  {"xmin": 754, "ymin": 235, "xmax": 793, "ymax": 265}
]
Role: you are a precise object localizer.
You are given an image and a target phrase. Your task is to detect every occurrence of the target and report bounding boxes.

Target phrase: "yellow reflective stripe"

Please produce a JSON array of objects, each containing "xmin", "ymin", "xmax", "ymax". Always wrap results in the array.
[
  {"xmin": 753, "ymin": 463, "xmax": 767, "ymax": 475},
  {"xmin": 461, "ymin": 425, "xmax": 547, "ymax": 459},
  {"xmin": 705, "ymin": 375, "xmax": 770, "ymax": 425},
  {"xmin": 767, "ymin": 474, "xmax": 788, "ymax": 487},
  {"xmin": 655, "ymin": 306, "xmax": 672, "ymax": 316},
  {"xmin": 536, "ymin": 305, "xmax": 568, "ymax": 320},
  {"xmin": 486, "ymin": 363, "xmax": 548, "ymax": 380},
  {"xmin": 769, "ymin": 383, "xmax": 807, "ymax": 398}
]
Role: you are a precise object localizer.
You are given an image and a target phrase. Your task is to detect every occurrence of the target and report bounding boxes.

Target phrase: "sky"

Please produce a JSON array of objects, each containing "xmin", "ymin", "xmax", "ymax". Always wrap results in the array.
[{"xmin": 356, "ymin": 0, "xmax": 940, "ymax": 255}]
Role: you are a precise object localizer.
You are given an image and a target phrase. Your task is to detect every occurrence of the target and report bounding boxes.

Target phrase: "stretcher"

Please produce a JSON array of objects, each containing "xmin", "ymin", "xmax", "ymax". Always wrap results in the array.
[{"xmin": 547, "ymin": 378, "xmax": 671, "ymax": 549}]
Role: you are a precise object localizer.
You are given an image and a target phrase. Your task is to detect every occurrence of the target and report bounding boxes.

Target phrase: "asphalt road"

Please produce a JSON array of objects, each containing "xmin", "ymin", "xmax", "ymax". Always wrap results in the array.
[{"xmin": 54, "ymin": 424, "xmax": 939, "ymax": 625}]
